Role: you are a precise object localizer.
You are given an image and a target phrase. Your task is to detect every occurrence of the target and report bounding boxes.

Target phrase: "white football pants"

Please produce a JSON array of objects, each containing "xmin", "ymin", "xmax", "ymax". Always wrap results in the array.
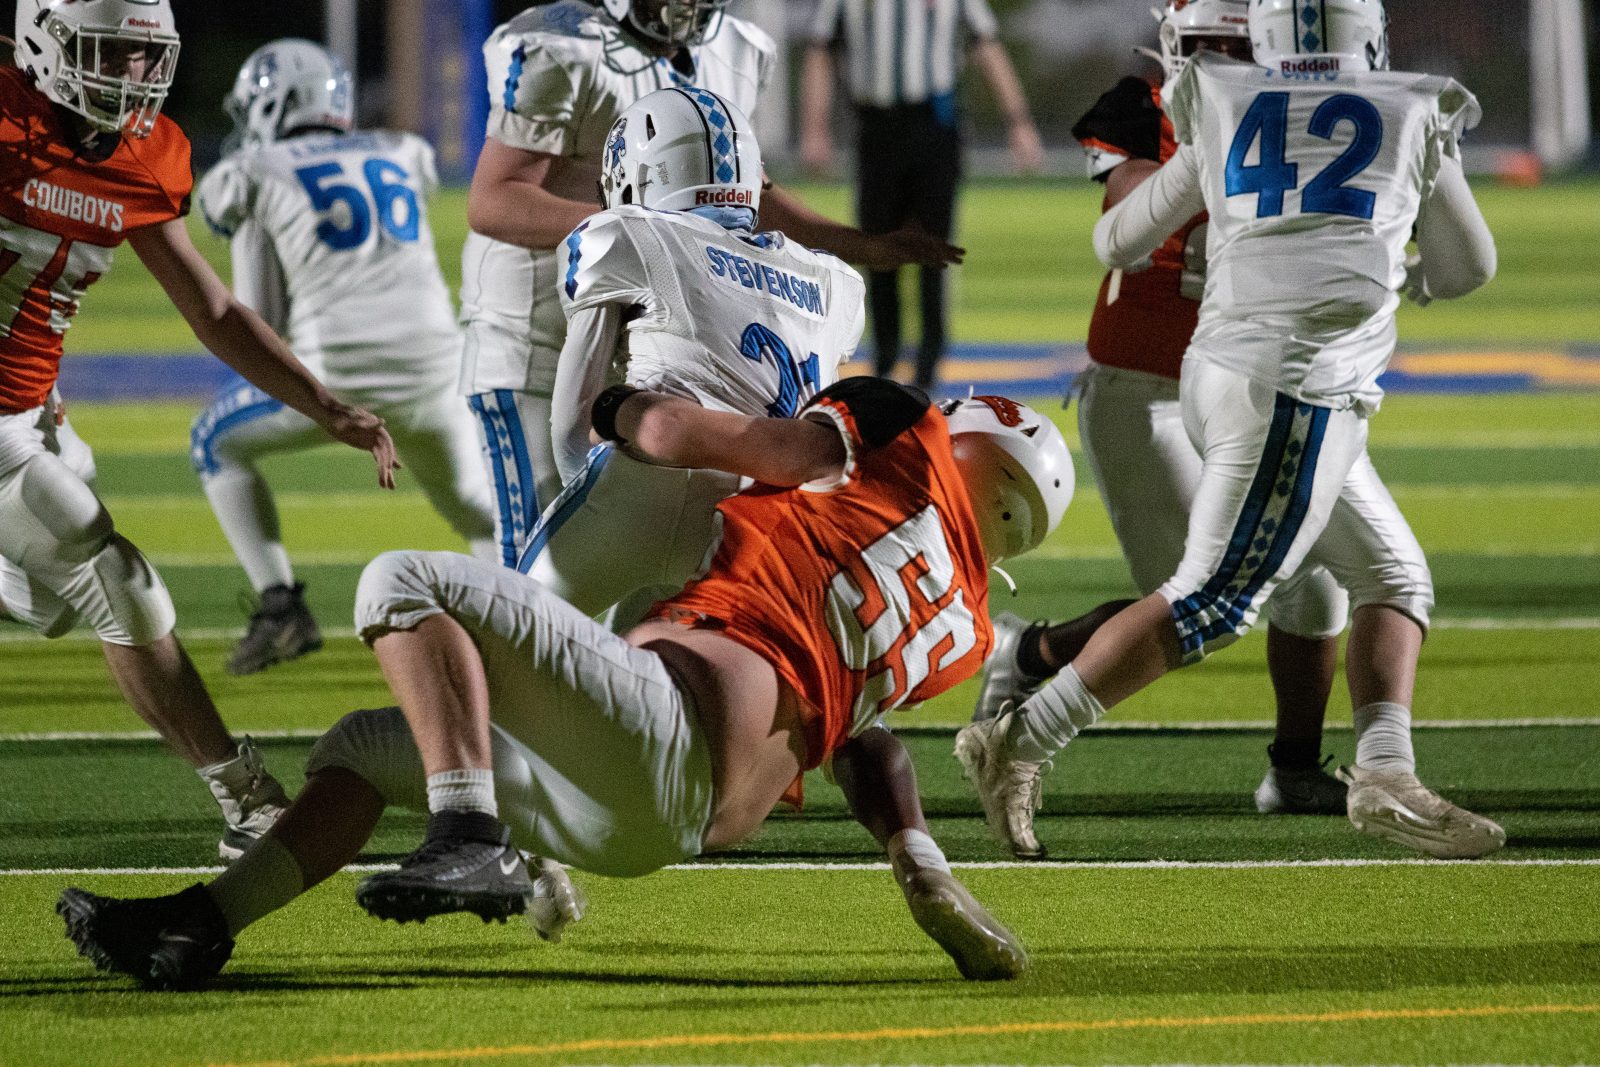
[
  {"xmin": 322, "ymin": 549, "xmax": 715, "ymax": 876},
  {"xmin": 0, "ymin": 395, "xmax": 175, "ymax": 644},
  {"xmin": 1159, "ymin": 361, "xmax": 1432, "ymax": 664},
  {"xmin": 1074, "ymin": 362, "xmax": 1348, "ymax": 640},
  {"xmin": 190, "ymin": 376, "xmax": 498, "ymax": 592},
  {"xmin": 519, "ymin": 445, "xmax": 741, "ymax": 622}
]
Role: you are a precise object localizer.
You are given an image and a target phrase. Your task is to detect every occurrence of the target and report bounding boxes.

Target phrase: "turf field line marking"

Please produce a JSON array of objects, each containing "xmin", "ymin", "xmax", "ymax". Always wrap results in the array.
[
  {"xmin": 6, "ymin": 617, "xmax": 1597, "ymax": 646},
  {"xmin": 13, "ymin": 858, "xmax": 1600, "ymax": 878},
  {"xmin": 195, "ymin": 1002, "xmax": 1600, "ymax": 1067},
  {"xmin": 7, "ymin": 717, "xmax": 1599, "ymax": 743}
]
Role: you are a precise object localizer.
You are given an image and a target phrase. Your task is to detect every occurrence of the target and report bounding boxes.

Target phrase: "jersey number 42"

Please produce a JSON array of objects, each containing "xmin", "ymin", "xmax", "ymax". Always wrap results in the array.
[{"xmin": 1226, "ymin": 91, "xmax": 1383, "ymax": 221}]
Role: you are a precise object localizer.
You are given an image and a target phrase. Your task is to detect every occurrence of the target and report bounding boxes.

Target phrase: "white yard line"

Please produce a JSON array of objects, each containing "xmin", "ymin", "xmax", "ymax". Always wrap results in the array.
[{"xmin": 6, "ymin": 857, "xmax": 1599, "ymax": 878}]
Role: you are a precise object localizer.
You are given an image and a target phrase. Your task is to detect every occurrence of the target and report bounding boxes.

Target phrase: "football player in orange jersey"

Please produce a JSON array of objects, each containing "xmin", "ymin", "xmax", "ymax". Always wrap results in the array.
[
  {"xmin": 3, "ymin": 0, "xmax": 395, "ymax": 860},
  {"xmin": 61, "ymin": 377, "xmax": 1073, "ymax": 989},
  {"xmin": 960, "ymin": 1, "xmax": 1349, "ymax": 856}
]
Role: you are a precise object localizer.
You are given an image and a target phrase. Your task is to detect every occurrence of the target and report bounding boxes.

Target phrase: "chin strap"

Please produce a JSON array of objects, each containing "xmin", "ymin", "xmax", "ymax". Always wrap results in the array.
[{"xmin": 990, "ymin": 563, "xmax": 1018, "ymax": 597}]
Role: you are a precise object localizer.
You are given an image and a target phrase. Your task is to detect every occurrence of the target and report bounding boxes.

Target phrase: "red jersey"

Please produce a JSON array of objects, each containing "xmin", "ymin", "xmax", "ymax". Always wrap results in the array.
[
  {"xmin": 0, "ymin": 67, "xmax": 193, "ymax": 413},
  {"xmin": 1072, "ymin": 76, "xmax": 1203, "ymax": 380},
  {"xmin": 658, "ymin": 378, "xmax": 994, "ymax": 770}
]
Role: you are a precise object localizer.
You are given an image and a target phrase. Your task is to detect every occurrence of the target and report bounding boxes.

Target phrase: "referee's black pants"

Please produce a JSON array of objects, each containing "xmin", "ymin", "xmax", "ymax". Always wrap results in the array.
[{"xmin": 855, "ymin": 102, "xmax": 961, "ymax": 390}]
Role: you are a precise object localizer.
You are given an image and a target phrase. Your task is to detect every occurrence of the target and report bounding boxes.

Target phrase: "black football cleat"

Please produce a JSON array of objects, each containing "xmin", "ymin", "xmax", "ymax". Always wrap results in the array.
[
  {"xmin": 356, "ymin": 811, "xmax": 534, "ymax": 925},
  {"xmin": 58, "ymin": 882, "xmax": 234, "ymax": 991}
]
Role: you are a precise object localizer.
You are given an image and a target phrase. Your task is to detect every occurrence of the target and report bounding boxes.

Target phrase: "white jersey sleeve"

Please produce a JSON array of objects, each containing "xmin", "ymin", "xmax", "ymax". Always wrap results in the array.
[
  {"xmin": 196, "ymin": 155, "xmax": 254, "ymax": 239},
  {"xmin": 559, "ymin": 212, "xmax": 652, "ymax": 315},
  {"xmin": 228, "ymin": 216, "xmax": 290, "ymax": 337},
  {"xmin": 483, "ymin": 4, "xmax": 599, "ymax": 156}
]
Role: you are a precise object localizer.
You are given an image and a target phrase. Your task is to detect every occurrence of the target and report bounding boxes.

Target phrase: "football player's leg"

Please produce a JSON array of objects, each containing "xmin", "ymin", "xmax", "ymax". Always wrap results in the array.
[
  {"xmin": 521, "ymin": 449, "xmax": 736, "ymax": 617},
  {"xmin": 354, "ymin": 551, "xmax": 713, "ymax": 905},
  {"xmin": 0, "ymin": 447, "xmax": 289, "ymax": 855},
  {"xmin": 834, "ymin": 725, "xmax": 1025, "ymax": 980},
  {"xmin": 190, "ymin": 384, "xmax": 326, "ymax": 674},
  {"xmin": 1256, "ymin": 567, "xmax": 1348, "ymax": 813},
  {"xmin": 383, "ymin": 393, "xmax": 498, "ymax": 562},
  {"xmin": 1309, "ymin": 457, "xmax": 1503, "ymax": 857},
  {"xmin": 467, "ymin": 386, "xmax": 558, "ymax": 568}
]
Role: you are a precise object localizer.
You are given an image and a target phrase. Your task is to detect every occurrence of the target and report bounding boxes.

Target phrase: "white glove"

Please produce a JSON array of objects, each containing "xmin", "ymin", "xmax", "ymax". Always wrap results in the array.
[{"xmin": 1402, "ymin": 252, "xmax": 1433, "ymax": 307}]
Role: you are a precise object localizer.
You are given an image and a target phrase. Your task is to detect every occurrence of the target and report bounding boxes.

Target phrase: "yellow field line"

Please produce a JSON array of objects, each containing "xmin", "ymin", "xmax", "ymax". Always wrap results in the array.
[{"xmin": 202, "ymin": 1001, "xmax": 1600, "ymax": 1067}]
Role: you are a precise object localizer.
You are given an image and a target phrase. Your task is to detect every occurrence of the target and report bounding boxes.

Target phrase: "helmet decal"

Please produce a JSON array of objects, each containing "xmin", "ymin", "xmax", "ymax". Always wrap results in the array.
[
  {"xmin": 673, "ymin": 87, "xmax": 740, "ymax": 185},
  {"xmin": 972, "ymin": 396, "xmax": 1026, "ymax": 429}
]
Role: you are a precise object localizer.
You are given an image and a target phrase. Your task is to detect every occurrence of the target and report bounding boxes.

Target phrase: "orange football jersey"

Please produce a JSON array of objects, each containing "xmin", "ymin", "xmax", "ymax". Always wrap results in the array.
[
  {"xmin": 657, "ymin": 378, "xmax": 995, "ymax": 770},
  {"xmin": 0, "ymin": 67, "xmax": 193, "ymax": 412},
  {"xmin": 1075, "ymin": 76, "xmax": 1204, "ymax": 380}
]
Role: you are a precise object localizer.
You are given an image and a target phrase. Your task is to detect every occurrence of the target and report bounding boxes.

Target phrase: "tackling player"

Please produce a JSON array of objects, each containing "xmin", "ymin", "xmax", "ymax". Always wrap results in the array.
[
  {"xmin": 957, "ymin": 0, "xmax": 1503, "ymax": 860},
  {"xmin": 524, "ymin": 87, "xmax": 865, "ymax": 626},
  {"xmin": 460, "ymin": 0, "xmax": 962, "ymax": 565},
  {"xmin": 189, "ymin": 40, "xmax": 497, "ymax": 676},
  {"xmin": 2, "ymin": 0, "xmax": 395, "ymax": 859},
  {"xmin": 971, "ymin": 0, "xmax": 1348, "ymax": 832},
  {"xmin": 60, "ymin": 378, "xmax": 1074, "ymax": 990}
]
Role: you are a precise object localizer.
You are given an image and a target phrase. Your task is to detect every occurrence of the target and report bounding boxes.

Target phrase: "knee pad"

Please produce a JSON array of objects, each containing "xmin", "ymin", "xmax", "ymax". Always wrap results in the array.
[
  {"xmin": 86, "ymin": 534, "xmax": 176, "ymax": 645},
  {"xmin": 1266, "ymin": 566, "xmax": 1350, "ymax": 640},
  {"xmin": 306, "ymin": 706, "xmax": 426, "ymax": 809},
  {"xmin": 1347, "ymin": 556, "xmax": 1435, "ymax": 632},
  {"xmin": 354, "ymin": 549, "xmax": 439, "ymax": 641}
]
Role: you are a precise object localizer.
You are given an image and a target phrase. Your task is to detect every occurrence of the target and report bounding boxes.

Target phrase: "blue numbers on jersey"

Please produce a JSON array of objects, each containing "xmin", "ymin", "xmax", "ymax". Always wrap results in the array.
[
  {"xmin": 294, "ymin": 158, "xmax": 421, "ymax": 250},
  {"xmin": 739, "ymin": 323, "xmax": 821, "ymax": 419},
  {"xmin": 1224, "ymin": 92, "xmax": 1384, "ymax": 221}
]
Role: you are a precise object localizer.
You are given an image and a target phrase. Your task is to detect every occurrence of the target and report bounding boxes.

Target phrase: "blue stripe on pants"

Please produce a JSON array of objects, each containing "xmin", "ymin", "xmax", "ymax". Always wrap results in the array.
[
  {"xmin": 516, "ymin": 445, "xmax": 613, "ymax": 575},
  {"xmin": 469, "ymin": 391, "xmax": 538, "ymax": 569}
]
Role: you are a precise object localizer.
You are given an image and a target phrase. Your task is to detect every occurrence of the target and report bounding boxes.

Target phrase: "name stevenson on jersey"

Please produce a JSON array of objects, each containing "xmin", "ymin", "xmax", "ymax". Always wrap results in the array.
[{"xmin": 704, "ymin": 245, "xmax": 826, "ymax": 317}]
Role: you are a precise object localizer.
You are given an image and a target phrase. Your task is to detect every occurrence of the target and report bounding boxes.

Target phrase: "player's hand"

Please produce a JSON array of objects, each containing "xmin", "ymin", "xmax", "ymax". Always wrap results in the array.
[
  {"xmin": 857, "ymin": 225, "xmax": 966, "ymax": 270},
  {"xmin": 323, "ymin": 403, "xmax": 400, "ymax": 489},
  {"xmin": 1008, "ymin": 121, "xmax": 1046, "ymax": 174},
  {"xmin": 1401, "ymin": 252, "xmax": 1432, "ymax": 307}
]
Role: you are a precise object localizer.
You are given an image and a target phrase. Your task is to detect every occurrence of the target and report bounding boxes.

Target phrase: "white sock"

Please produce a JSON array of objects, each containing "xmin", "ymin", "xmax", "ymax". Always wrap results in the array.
[
  {"xmin": 887, "ymin": 828, "xmax": 951, "ymax": 888},
  {"xmin": 1006, "ymin": 664, "xmax": 1105, "ymax": 763},
  {"xmin": 200, "ymin": 466, "xmax": 295, "ymax": 591},
  {"xmin": 426, "ymin": 769, "xmax": 497, "ymax": 816},
  {"xmin": 1353, "ymin": 702, "xmax": 1416, "ymax": 773},
  {"xmin": 207, "ymin": 835, "xmax": 304, "ymax": 937}
]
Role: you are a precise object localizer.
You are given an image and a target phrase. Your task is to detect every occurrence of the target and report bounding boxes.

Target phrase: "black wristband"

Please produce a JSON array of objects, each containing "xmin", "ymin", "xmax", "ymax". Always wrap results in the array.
[{"xmin": 591, "ymin": 384, "xmax": 645, "ymax": 444}]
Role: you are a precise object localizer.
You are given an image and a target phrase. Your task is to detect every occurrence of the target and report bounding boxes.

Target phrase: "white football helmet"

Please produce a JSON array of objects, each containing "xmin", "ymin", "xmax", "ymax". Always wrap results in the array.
[
  {"xmin": 942, "ymin": 396, "xmax": 1075, "ymax": 562},
  {"xmin": 225, "ymin": 38, "xmax": 354, "ymax": 149},
  {"xmin": 601, "ymin": 0, "xmax": 731, "ymax": 47},
  {"xmin": 1155, "ymin": 0, "xmax": 1251, "ymax": 79},
  {"xmin": 13, "ymin": 0, "xmax": 181, "ymax": 138},
  {"xmin": 1249, "ymin": 0, "xmax": 1388, "ymax": 75},
  {"xmin": 600, "ymin": 87, "xmax": 763, "ymax": 218}
]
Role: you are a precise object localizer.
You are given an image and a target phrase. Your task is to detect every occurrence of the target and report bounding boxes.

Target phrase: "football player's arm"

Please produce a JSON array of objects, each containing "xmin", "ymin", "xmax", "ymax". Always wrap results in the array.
[
  {"xmin": 1102, "ymin": 158, "xmax": 1162, "ymax": 209},
  {"xmin": 128, "ymin": 218, "xmax": 397, "ymax": 488},
  {"xmin": 550, "ymin": 303, "xmax": 624, "ymax": 483},
  {"xmin": 227, "ymin": 217, "xmax": 289, "ymax": 337},
  {"xmin": 1409, "ymin": 155, "xmax": 1496, "ymax": 302},
  {"xmin": 465, "ymin": 139, "xmax": 597, "ymax": 250},
  {"xmin": 830, "ymin": 724, "xmax": 929, "ymax": 848},
  {"xmin": 598, "ymin": 388, "xmax": 846, "ymax": 486},
  {"xmin": 1092, "ymin": 143, "xmax": 1205, "ymax": 269},
  {"xmin": 760, "ymin": 184, "xmax": 965, "ymax": 270}
]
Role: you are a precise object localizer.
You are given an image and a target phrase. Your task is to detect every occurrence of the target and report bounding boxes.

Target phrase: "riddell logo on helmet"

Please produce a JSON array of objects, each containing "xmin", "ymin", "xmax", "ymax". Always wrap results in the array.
[
  {"xmin": 125, "ymin": 18, "xmax": 165, "ymax": 28},
  {"xmin": 973, "ymin": 396, "xmax": 1026, "ymax": 427},
  {"xmin": 1279, "ymin": 56, "xmax": 1342, "ymax": 74},
  {"xmin": 695, "ymin": 187, "xmax": 753, "ymax": 206}
]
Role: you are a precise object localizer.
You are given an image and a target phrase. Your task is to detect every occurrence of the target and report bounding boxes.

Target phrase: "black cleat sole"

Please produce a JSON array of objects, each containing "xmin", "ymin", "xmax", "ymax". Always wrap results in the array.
[{"xmin": 356, "ymin": 886, "xmax": 530, "ymax": 925}]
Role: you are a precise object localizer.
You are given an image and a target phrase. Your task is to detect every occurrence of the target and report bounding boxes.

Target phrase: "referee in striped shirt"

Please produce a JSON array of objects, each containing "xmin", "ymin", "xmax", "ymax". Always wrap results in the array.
[{"xmin": 802, "ymin": 0, "xmax": 1043, "ymax": 390}]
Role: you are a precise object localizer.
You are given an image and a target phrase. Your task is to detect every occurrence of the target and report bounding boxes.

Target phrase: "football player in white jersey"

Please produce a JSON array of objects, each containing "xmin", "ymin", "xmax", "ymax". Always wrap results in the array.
[
  {"xmin": 957, "ymin": 0, "xmax": 1505, "ymax": 860},
  {"xmin": 522, "ymin": 87, "xmax": 865, "ymax": 623},
  {"xmin": 461, "ymin": 0, "xmax": 962, "ymax": 567},
  {"xmin": 190, "ymin": 41, "xmax": 498, "ymax": 676}
]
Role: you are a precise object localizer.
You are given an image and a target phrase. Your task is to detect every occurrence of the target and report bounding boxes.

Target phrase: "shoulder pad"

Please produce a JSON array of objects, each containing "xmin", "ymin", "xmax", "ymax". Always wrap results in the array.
[
  {"xmin": 806, "ymin": 378, "xmax": 930, "ymax": 450},
  {"xmin": 559, "ymin": 210, "xmax": 648, "ymax": 311},
  {"xmin": 1072, "ymin": 76, "xmax": 1162, "ymax": 165},
  {"xmin": 196, "ymin": 155, "xmax": 253, "ymax": 239},
  {"xmin": 717, "ymin": 14, "xmax": 777, "ymax": 59}
]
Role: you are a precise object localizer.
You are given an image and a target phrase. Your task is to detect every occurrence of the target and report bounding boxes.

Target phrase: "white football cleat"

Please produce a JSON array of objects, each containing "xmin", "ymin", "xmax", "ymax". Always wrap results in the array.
[
  {"xmin": 899, "ymin": 868, "xmax": 1027, "ymax": 981},
  {"xmin": 205, "ymin": 737, "xmax": 291, "ymax": 862},
  {"xmin": 525, "ymin": 857, "xmax": 587, "ymax": 943},
  {"xmin": 1255, "ymin": 760, "xmax": 1348, "ymax": 815},
  {"xmin": 1340, "ymin": 765, "xmax": 1506, "ymax": 859},
  {"xmin": 954, "ymin": 710, "xmax": 1050, "ymax": 859},
  {"xmin": 971, "ymin": 613, "xmax": 1044, "ymax": 724}
]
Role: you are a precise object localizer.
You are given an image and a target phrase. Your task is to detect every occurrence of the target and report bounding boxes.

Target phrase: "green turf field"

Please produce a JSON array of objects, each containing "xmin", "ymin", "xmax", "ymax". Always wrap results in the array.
[
  {"xmin": 61, "ymin": 176, "xmax": 1600, "ymax": 352},
  {"xmin": 5, "ymin": 175, "xmax": 1600, "ymax": 1065}
]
